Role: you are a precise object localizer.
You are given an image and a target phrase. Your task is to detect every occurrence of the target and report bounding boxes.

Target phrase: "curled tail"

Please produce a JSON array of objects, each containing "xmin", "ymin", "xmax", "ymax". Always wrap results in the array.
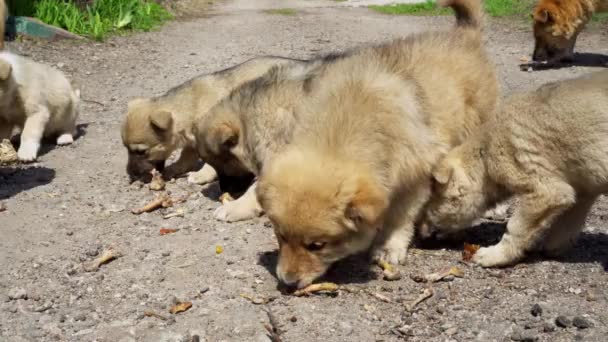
[{"xmin": 438, "ymin": 0, "xmax": 484, "ymax": 30}]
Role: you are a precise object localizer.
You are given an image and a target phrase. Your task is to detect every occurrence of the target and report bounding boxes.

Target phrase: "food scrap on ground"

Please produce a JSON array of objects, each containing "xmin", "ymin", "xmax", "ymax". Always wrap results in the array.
[
  {"xmin": 131, "ymin": 193, "xmax": 173, "ymax": 215},
  {"xmin": 84, "ymin": 248, "xmax": 121, "ymax": 272},
  {"xmin": 159, "ymin": 228, "xmax": 179, "ymax": 236},
  {"xmin": 215, "ymin": 245, "xmax": 223, "ymax": 254},
  {"xmin": 163, "ymin": 208, "xmax": 185, "ymax": 219},
  {"xmin": 377, "ymin": 259, "xmax": 402, "ymax": 281},
  {"xmin": 143, "ymin": 310, "xmax": 168, "ymax": 320},
  {"xmin": 169, "ymin": 301, "xmax": 192, "ymax": 314},
  {"xmin": 0, "ymin": 139, "xmax": 17, "ymax": 165},
  {"xmin": 292, "ymin": 282, "xmax": 339, "ymax": 297},
  {"xmin": 412, "ymin": 266, "xmax": 464, "ymax": 283},
  {"xmin": 407, "ymin": 287, "xmax": 434, "ymax": 311},
  {"xmin": 149, "ymin": 169, "xmax": 166, "ymax": 191},
  {"xmin": 462, "ymin": 243, "xmax": 481, "ymax": 262},
  {"xmin": 240, "ymin": 293, "xmax": 271, "ymax": 305}
]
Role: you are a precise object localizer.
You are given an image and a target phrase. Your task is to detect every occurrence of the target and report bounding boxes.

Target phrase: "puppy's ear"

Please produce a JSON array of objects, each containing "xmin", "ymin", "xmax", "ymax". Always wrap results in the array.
[
  {"xmin": 150, "ymin": 111, "xmax": 173, "ymax": 132},
  {"xmin": 533, "ymin": 9, "xmax": 551, "ymax": 24},
  {"xmin": 0, "ymin": 60, "xmax": 12, "ymax": 81},
  {"xmin": 211, "ymin": 122, "xmax": 239, "ymax": 150},
  {"xmin": 345, "ymin": 176, "xmax": 388, "ymax": 229},
  {"xmin": 432, "ymin": 163, "xmax": 453, "ymax": 185}
]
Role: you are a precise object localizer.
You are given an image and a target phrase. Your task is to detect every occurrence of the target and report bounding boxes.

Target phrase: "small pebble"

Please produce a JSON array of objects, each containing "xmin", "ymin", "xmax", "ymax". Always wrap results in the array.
[
  {"xmin": 542, "ymin": 322, "xmax": 555, "ymax": 333},
  {"xmin": 8, "ymin": 288, "xmax": 27, "ymax": 300},
  {"xmin": 511, "ymin": 329, "xmax": 538, "ymax": 342},
  {"xmin": 73, "ymin": 312, "xmax": 86, "ymax": 321},
  {"xmin": 290, "ymin": 316, "xmax": 297, "ymax": 322},
  {"xmin": 162, "ymin": 251, "xmax": 171, "ymax": 257},
  {"xmin": 530, "ymin": 304, "xmax": 542, "ymax": 317},
  {"xmin": 572, "ymin": 316, "xmax": 592, "ymax": 329},
  {"xmin": 200, "ymin": 287, "xmax": 210, "ymax": 294},
  {"xmin": 555, "ymin": 316, "xmax": 572, "ymax": 328}
]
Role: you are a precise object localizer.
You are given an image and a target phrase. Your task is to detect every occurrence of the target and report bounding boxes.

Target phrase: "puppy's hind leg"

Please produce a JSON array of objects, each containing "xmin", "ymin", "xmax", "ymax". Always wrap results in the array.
[
  {"xmin": 541, "ymin": 196, "xmax": 596, "ymax": 257},
  {"xmin": 371, "ymin": 181, "xmax": 431, "ymax": 265},
  {"xmin": 473, "ymin": 181, "xmax": 576, "ymax": 267},
  {"xmin": 18, "ymin": 107, "xmax": 51, "ymax": 162}
]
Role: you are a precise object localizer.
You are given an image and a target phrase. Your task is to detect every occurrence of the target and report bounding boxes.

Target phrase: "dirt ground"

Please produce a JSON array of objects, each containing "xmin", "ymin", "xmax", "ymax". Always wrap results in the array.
[{"xmin": 1, "ymin": 0, "xmax": 607, "ymax": 341}]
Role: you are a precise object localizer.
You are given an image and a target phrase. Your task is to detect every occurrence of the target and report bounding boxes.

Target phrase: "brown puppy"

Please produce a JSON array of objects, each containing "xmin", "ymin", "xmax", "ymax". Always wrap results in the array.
[
  {"xmin": 532, "ymin": 0, "xmax": 608, "ymax": 62},
  {"xmin": 422, "ymin": 70, "xmax": 608, "ymax": 267},
  {"xmin": 121, "ymin": 56, "xmax": 304, "ymax": 182},
  {"xmin": 256, "ymin": 0, "xmax": 498, "ymax": 288}
]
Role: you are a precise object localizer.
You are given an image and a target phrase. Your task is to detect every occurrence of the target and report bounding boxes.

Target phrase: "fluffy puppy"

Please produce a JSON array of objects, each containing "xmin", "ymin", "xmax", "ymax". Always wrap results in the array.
[
  {"xmin": 0, "ymin": 52, "xmax": 80, "ymax": 162},
  {"xmin": 422, "ymin": 70, "xmax": 608, "ymax": 267},
  {"xmin": 194, "ymin": 54, "xmax": 345, "ymax": 222},
  {"xmin": 256, "ymin": 0, "xmax": 498, "ymax": 288},
  {"xmin": 532, "ymin": 0, "xmax": 608, "ymax": 62},
  {"xmin": 121, "ymin": 56, "xmax": 304, "ymax": 182}
]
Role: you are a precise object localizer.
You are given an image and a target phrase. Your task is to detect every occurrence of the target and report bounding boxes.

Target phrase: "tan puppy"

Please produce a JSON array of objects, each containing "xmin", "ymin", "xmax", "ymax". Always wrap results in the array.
[
  {"xmin": 532, "ymin": 0, "xmax": 608, "ymax": 62},
  {"xmin": 194, "ymin": 54, "xmax": 345, "ymax": 222},
  {"xmin": 422, "ymin": 70, "xmax": 608, "ymax": 267},
  {"xmin": 255, "ymin": 0, "xmax": 498, "ymax": 288},
  {"xmin": 0, "ymin": 52, "xmax": 80, "ymax": 162},
  {"xmin": 121, "ymin": 56, "xmax": 304, "ymax": 182}
]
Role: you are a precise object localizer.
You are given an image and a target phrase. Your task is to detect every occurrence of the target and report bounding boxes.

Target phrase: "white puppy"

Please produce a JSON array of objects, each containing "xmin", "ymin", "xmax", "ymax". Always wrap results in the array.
[{"xmin": 0, "ymin": 52, "xmax": 80, "ymax": 162}]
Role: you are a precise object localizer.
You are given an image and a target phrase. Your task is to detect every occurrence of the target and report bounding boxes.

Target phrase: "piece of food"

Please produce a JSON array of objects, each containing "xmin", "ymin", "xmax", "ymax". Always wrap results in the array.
[
  {"xmin": 159, "ymin": 228, "xmax": 178, "ymax": 236},
  {"xmin": 149, "ymin": 169, "xmax": 165, "ymax": 191},
  {"xmin": 143, "ymin": 310, "xmax": 168, "ymax": 320},
  {"xmin": 0, "ymin": 139, "xmax": 17, "ymax": 165},
  {"xmin": 131, "ymin": 194, "xmax": 173, "ymax": 215},
  {"xmin": 407, "ymin": 287, "xmax": 434, "ymax": 311},
  {"xmin": 240, "ymin": 293, "xmax": 269, "ymax": 305},
  {"xmin": 169, "ymin": 301, "xmax": 192, "ymax": 314},
  {"xmin": 84, "ymin": 248, "xmax": 121, "ymax": 272},
  {"xmin": 292, "ymin": 282, "xmax": 339, "ymax": 297},
  {"xmin": 369, "ymin": 291, "xmax": 392, "ymax": 303},
  {"xmin": 215, "ymin": 245, "xmax": 223, "ymax": 254},
  {"xmin": 377, "ymin": 259, "xmax": 402, "ymax": 281},
  {"xmin": 415, "ymin": 266, "xmax": 465, "ymax": 283},
  {"xmin": 462, "ymin": 243, "xmax": 481, "ymax": 262},
  {"xmin": 219, "ymin": 192, "xmax": 235, "ymax": 205}
]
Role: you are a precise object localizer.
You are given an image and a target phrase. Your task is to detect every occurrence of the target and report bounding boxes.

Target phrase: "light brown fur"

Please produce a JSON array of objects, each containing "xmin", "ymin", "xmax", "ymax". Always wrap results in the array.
[
  {"xmin": 121, "ymin": 56, "xmax": 304, "ymax": 182},
  {"xmin": 0, "ymin": 0, "xmax": 5, "ymax": 50},
  {"xmin": 423, "ymin": 70, "xmax": 608, "ymax": 267},
  {"xmin": 255, "ymin": 0, "xmax": 498, "ymax": 288},
  {"xmin": 532, "ymin": 0, "xmax": 608, "ymax": 62},
  {"xmin": 0, "ymin": 52, "xmax": 80, "ymax": 162}
]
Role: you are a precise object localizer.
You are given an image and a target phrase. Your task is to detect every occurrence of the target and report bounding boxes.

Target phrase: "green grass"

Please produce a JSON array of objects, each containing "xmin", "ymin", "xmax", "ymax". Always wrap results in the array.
[
  {"xmin": 265, "ymin": 8, "xmax": 297, "ymax": 16},
  {"xmin": 370, "ymin": 0, "xmax": 535, "ymax": 18},
  {"xmin": 10, "ymin": 0, "xmax": 172, "ymax": 41}
]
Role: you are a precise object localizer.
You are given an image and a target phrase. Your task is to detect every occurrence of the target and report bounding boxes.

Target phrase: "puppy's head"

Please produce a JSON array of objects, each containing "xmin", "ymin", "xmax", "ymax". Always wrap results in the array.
[
  {"xmin": 194, "ymin": 103, "xmax": 250, "ymax": 178},
  {"xmin": 257, "ymin": 149, "xmax": 388, "ymax": 289},
  {"xmin": 421, "ymin": 149, "xmax": 487, "ymax": 237},
  {"xmin": 121, "ymin": 98, "xmax": 176, "ymax": 182},
  {"xmin": 531, "ymin": 1, "xmax": 585, "ymax": 62}
]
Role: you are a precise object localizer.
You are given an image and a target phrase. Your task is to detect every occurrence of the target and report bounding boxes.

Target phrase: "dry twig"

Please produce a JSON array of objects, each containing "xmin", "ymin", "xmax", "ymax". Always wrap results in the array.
[{"xmin": 84, "ymin": 248, "xmax": 121, "ymax": 272}]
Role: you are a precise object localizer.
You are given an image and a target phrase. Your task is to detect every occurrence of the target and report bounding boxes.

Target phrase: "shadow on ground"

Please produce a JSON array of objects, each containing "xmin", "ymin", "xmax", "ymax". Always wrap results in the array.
[
  {"xmin": 520, "ymin": 52, "xmax": 608, "ymax": 71},
  {"xmin": 0, "ymin": 166, "xmax": 56, "ymax": 199}
]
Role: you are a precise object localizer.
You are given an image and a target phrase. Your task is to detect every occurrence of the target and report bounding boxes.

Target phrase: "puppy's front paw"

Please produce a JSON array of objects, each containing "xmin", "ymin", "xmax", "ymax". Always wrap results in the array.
[
  {"xmin": 188, "ymin": 168, "xmax": 216, "ymax": 185},
  {"xmin": 472, "ymin": 244, "xmax": 520, "ymax": 268},
  {"xmin": 371, "ymin": 239, "xmax": 408, "ymax": 265},
  {"xmin": 56, "ymin": 133, "xmax": 74, "ymax": 145},
  {"xmin": 17, "ymin": 140, "xmax": 40, "ymax": 162},
  {"xmin": 213, "ymin": 200, "xmax": 261, "ymax": 223}
]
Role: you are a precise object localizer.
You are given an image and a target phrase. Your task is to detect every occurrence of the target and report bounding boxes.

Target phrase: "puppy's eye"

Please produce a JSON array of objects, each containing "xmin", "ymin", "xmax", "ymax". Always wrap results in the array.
[{"xmin": 305, "ymin": 242, "xmax": 326, "ymax": 252}]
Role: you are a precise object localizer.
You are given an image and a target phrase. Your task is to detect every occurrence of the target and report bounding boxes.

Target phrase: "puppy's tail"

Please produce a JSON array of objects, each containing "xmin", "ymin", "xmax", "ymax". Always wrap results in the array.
[{"xmin": 438, "ymin": 0, "xmax": 484, "ymax": 30}]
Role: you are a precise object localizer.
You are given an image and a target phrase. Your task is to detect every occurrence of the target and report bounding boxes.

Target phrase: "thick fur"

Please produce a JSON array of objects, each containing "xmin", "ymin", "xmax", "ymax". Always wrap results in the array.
[
  {"xmin": 532, "ymin": 0, "xmax": 608, "ymax": 62},
  {"xmin": 255, "ymin": 0, "xmax": 498, "ymax": 288},
  {"xmin": 193, "ymin": 54, "xmax": 346, "ymax": 222},
  {"xmin": 0, "ymin": 52, "xmax": 80, "ymax": 162},
  {"xmin": 422, "ymin": 70, "xmax": 608, "ymax": 267},
  {"xmin": 121, "ymin": 56, "xmax": 304, "ymax": 182},
  {"xmin": 0, "ymin": 0, "xmax": 5, "ymax": 50}
]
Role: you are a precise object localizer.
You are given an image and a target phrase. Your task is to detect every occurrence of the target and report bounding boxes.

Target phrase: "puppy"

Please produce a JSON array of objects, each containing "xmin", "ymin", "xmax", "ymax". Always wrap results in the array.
[
  {"xmin": 121, "ymin": 56, "xmax": 304, "ymax": 182},
  {"xmin": 422, "ymin": 70, "xmax": 608, "ymax": 267},
  {"xmin": 532, "ymin": 0, "xmax": 608, "ymax": 62},
  {"xmin": 255, "ymin": 0, "xmax": 498, "ymax": 288},
  {"xmin": 194, "ymin": 54, "xmax": 345, "ymax": 222},
  {"xmin": 0, "ymin": 52, "xmax": 80, "ymax": 162}
]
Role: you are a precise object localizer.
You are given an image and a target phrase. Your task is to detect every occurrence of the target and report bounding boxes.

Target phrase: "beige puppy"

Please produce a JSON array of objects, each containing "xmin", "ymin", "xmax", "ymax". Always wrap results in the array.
[
  {"xmin": 255, "ymin": 0, "xmax": 498, "ymax": 288},
  {"xmin": 422, "ymin": 70, "xmax": 608, "ymax": 267},
  {"xmin": 194, "ymin": 54, "xmax": 345, "ymax": 222},
  {"xmin": 0, "ymin": 52, "xmax": 80, "ymax": 162},
  {"xmin": 121, "ymin": 56, "xmax": 304, "ymax": 182}
]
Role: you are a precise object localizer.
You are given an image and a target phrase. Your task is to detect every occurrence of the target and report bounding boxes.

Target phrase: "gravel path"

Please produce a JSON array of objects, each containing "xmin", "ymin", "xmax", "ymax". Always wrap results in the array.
[{"xmin": 1, "ymin": 1, "xmax": 607, "ymax": 341}]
